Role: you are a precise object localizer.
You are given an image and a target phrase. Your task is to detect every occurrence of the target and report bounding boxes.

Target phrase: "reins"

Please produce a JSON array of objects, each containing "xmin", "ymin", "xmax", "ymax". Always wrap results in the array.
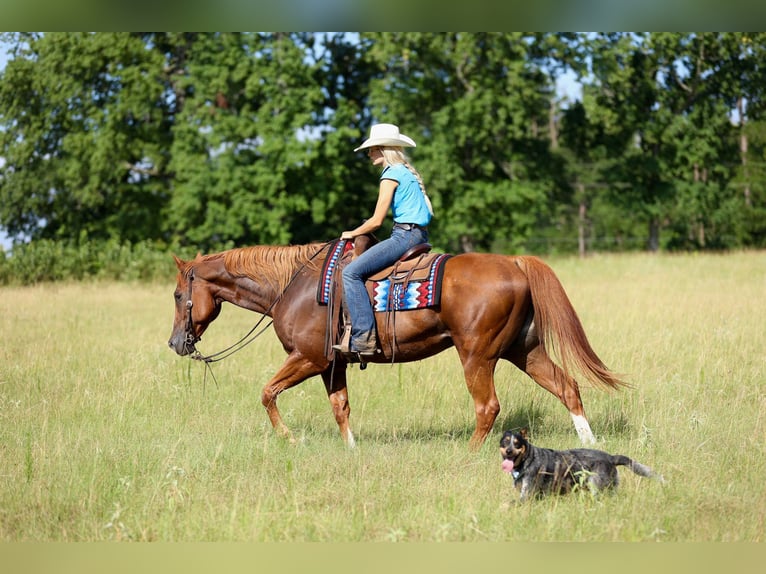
[{"xmin": 185, "ymin": 240, "xmax": 334, "ymax": 365}]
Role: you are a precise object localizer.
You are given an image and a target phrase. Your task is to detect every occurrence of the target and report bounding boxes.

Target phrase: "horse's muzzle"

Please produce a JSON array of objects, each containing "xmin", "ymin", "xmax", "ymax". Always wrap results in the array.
[{"xmin": 168, "ymin": 331, "xmax": 198, "ymax": 356}]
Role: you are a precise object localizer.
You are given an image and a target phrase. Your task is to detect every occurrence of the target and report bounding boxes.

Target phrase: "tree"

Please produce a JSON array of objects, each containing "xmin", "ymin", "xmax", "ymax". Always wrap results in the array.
[
  {"xmin": 162, "ymin": 32, "xmax": 323, "ymax": 248},
  {"xmin": 360, "ymin": 32, "xmax": 569, "ymax": 253},
  {"xmin": 713, "ymin": 33, "xmax": 766, "ymax": 247},
  {"xmin": 0, "ymin": 33, "xmax": 327, "ymax": 251},
  {"xmin": 3, "ymin": 33, "xmax": 765, "ymax": 258},
  {"xmin": 286, "ymin": 32, "xmax": 380, "ymax": 243},
  {"xmin": 576, "ymin": 33, "xmax": 764, "ymax": 251},
  {"xmin": 0, "ymin": 32, "xmax": 170, "ymax": 243}
]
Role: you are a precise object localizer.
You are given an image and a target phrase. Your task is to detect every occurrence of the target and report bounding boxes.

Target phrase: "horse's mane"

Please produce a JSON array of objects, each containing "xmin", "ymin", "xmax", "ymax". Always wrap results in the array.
[{"xmin": 221, "ymin": 243, "xmax": 327, "ymax": 293}]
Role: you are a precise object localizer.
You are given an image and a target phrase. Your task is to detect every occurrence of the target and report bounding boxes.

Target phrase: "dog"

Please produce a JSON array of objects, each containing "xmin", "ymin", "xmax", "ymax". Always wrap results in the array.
[{"xmin": 499, "ymin": 428, "xmax": 664, "ymax": 501}]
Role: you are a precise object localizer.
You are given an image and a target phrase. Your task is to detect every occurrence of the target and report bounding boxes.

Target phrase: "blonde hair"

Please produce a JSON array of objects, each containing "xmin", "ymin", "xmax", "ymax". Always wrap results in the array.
[{"xmin": 380, "ymin": 147, "xmax": 434, "ymax": 215}]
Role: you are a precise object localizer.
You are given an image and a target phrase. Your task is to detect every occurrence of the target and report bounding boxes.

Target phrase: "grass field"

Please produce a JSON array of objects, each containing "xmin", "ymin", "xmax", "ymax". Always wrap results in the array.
[{"xmin": 1, "ymin": 251, "xmax": 765, "ymax": 541}]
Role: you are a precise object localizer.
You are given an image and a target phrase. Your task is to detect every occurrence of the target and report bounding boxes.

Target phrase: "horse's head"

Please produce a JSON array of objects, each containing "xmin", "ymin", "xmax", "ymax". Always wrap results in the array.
[{"xmin": 168, "ymin": 254, "xmax": 222, "ymax": 356}]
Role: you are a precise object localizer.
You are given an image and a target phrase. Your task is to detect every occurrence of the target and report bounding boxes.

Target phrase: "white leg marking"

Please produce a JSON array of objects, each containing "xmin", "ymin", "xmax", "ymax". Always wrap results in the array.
[
  {"xmin": 571, "ymin": 413, "xmax": 596, "ymax": 444},
  {"xmin": 346, "ymin": 429, "xmax": 356, "ymax": 449}
]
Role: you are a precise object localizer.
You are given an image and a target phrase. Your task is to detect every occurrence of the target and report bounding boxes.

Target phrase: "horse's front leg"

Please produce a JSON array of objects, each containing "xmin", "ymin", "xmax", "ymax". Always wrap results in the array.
[
  {"xmin": 321, "ymin": 364, "xmax": 354, "ymax": 447},
  {"xmin": 261, "ymin": 352, "xmax": 323, "ymax": 441}
]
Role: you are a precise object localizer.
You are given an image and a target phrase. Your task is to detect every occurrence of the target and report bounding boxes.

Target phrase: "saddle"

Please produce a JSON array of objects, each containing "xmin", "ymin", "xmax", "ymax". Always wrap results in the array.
[
  {"xmin": 318, "ymin": 238, "xmax": 449, "ymax": 363},
  {"xmin": 368, "ymin": 242, "xmax": 433, "ymax": 281}
]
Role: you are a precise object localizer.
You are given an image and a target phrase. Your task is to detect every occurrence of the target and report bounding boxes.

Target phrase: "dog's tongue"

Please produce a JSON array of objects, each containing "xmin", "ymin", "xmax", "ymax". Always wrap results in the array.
[{"xmin": 501, "ymin": 459, "xmax": 514, "ymax": 474}]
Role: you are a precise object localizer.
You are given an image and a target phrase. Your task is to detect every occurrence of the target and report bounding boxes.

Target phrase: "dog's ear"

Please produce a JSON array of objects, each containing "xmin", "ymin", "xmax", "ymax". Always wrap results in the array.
[{"xmin": 520, "ymin": 427, "xmax": 529, "ymax": 439}]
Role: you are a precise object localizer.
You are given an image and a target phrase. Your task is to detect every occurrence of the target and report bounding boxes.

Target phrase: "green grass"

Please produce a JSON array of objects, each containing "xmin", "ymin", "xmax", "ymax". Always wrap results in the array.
[{"xmin": 1, "ymin": 251, "xmax": 765, "ymax": 541}]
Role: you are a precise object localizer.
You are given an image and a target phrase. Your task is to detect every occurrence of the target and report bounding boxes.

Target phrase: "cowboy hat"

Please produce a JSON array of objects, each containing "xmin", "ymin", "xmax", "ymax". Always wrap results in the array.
[{"xmin": 354, "ymin": 123, "xmax": 416, "ymax": 152}]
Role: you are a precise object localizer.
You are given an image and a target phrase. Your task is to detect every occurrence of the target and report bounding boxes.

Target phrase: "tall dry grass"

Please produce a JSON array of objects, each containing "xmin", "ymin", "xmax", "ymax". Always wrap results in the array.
[{"xmin": 1, "ymin": 251, "xmax": 764, "ymax": 541}]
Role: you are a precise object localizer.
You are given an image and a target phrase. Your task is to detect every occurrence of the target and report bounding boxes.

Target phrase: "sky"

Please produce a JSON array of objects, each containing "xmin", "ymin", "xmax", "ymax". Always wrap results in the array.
[{"xmin": 556, "ymin": 69, "xmax": 583, "ymax": 104}]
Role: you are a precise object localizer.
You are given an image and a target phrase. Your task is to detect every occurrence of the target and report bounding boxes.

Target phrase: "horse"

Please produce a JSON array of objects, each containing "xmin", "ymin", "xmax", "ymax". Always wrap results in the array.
[{"xmin": 167, "ymin": 239, "xmax": 626, "ymax": 450}]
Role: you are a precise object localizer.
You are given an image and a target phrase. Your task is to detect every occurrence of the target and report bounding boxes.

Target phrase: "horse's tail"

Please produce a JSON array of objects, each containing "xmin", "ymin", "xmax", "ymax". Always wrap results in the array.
[{"xmin": 515, "ymin": 256, "xmax": 627, "ymax": 390}]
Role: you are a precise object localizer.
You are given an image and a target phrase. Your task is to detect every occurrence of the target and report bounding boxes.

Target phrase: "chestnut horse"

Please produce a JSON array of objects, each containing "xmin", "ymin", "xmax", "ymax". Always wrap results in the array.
[{"xmin": 167, "ymin": 240, "xmax": 625, "ymax": 449}]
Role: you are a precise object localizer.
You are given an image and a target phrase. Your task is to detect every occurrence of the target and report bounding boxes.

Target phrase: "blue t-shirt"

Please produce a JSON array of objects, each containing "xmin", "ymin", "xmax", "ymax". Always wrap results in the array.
[{"xmin": 381, "ymin": 164, "xmax": 432, "ymax": 227}]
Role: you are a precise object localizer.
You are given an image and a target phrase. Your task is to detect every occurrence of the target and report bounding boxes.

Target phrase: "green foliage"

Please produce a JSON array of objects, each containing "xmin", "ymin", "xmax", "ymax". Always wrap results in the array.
[
  {"xmin": 0, "ymin": 33, "xmax": 170, "ymax": 243},
  {"xmin": 165, "ymin": 33, "xmax": 324, "ymax": 248},
  {"xmin": 361, "ymin": 32, "xmax": 565, "ymax": 252},
  {"xmin": 0, "ymin": 238, "xmax": 175, "ymax": 285},
  {"xmin": 2, "ymin": 33, "xmax": 766, "ymax": 258}
]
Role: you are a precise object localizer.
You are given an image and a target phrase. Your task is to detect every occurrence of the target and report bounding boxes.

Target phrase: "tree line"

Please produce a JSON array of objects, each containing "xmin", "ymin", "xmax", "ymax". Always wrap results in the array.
[{"xmin": 1, "ymin": 32, "xmax": 765, "ymax": 259}]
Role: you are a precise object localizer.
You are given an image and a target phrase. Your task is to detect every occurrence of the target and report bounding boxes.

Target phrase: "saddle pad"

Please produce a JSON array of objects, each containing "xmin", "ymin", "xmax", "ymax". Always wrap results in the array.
[
  {"xmin": 317, "ymin": 239, "xmax": 353, "ymax": 305},
  {"xmin": 317, "ymin": 240, "xmax": 451, "ymax": 311},
  {"xmin": 369, "ymin": 253, "xmax": 451, "ymax": 312}
]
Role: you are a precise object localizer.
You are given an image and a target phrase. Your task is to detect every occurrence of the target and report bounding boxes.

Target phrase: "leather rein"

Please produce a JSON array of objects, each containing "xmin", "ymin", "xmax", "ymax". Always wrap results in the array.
[{"xmin": 182, "ymin": 241, "xmax": 332, "ymax": 364}]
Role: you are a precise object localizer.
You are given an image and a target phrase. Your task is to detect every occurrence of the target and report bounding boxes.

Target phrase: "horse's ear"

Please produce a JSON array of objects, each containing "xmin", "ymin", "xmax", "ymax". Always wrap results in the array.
[{"xmin": 172, "ymin": 254, "xmax": 185, "ymax": 270}]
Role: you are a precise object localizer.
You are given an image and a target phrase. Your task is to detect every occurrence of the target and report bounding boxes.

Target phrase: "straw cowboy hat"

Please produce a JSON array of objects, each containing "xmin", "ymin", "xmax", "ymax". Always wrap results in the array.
[{"xmin": 354, "ymin": 123, "xmax": 417, "ymax": 152}]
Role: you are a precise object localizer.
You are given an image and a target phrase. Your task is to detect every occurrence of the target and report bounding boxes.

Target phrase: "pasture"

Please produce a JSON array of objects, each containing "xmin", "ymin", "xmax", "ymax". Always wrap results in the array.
[{"xmin": 1, "ymin": 251, "xmax": 764, "ymax": 541}]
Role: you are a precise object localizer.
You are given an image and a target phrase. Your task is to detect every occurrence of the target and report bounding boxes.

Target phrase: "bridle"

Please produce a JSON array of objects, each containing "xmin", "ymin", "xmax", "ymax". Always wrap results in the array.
[
  {"xmin": 181, "ymin": 240, "xmax": 334, "ymax": 365},
  {"xmin": 183, "ymin": 270, "xmax": 200, "ymax": 349},
  {"xmin": 181, "ymin": 267, "xmax": 274, "ymax": 365}
]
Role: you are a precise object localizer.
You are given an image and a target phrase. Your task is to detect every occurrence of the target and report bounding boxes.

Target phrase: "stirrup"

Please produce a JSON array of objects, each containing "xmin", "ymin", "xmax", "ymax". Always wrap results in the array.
[
  {"xmin": 332, "ymin": 331, "xmax": 378, "ymax": 360},
  {"xmin": 333, "ymin": 349, "xmax": 376, "ymax": 370},
  {"xmin": 331, "ymin": 343, "xmax": 378, "ymax": 357},
  {"xmin": 331, "ymin": 342, "xmax": 351, "ymax": 354},
  {"xmin": 353, "ymin": 346, "xmax": 378, "ymax": 357},
  {"xmin": 332, "ymin": 324, "xmax": 353, "ymax": 354}
]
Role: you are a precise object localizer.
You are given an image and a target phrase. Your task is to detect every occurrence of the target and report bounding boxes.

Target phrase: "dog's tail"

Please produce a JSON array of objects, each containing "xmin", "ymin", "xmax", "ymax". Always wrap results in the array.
[{"xmin": 613, "ymin": 455, "xmax": 666, "ymax": 483}]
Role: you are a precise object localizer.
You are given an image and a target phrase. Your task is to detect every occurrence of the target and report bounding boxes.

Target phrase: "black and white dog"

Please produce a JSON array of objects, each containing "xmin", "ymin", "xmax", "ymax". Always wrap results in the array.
[{"xmin": 500, "ymin": 429, "xmax": 664, "ymax": 501}]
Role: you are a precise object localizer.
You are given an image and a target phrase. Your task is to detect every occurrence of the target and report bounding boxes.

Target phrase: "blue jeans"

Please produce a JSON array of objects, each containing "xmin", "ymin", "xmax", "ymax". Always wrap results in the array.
[{"xmin": 342, "ymin": 225, "xmax": 429, "ymax": 347}]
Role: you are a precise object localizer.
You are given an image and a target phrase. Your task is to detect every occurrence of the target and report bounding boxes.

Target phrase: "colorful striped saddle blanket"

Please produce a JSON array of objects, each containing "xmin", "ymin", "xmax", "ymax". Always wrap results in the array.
[{"xmin": 317, "ymin": 239, "xmax": 451, "ymax": 312}]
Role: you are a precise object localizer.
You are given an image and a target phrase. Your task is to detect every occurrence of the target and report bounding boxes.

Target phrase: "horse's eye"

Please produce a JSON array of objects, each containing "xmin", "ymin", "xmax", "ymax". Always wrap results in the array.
[{"xmin": 174, "ymin": 291, "xmax": 182, "ymax": 301}]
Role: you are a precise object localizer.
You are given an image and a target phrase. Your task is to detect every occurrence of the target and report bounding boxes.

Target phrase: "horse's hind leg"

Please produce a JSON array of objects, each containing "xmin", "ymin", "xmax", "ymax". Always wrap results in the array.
[
  {"xmin": 509, "ymin": 345, "xmax": 596, "ymax": 444},
  {"xmin": 458, "ymin": 355, "xmax": 501, "ymax": 450},
  {"xmin": 321, "ymin": 365, "xmax": 355, "ymax": 448}
]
